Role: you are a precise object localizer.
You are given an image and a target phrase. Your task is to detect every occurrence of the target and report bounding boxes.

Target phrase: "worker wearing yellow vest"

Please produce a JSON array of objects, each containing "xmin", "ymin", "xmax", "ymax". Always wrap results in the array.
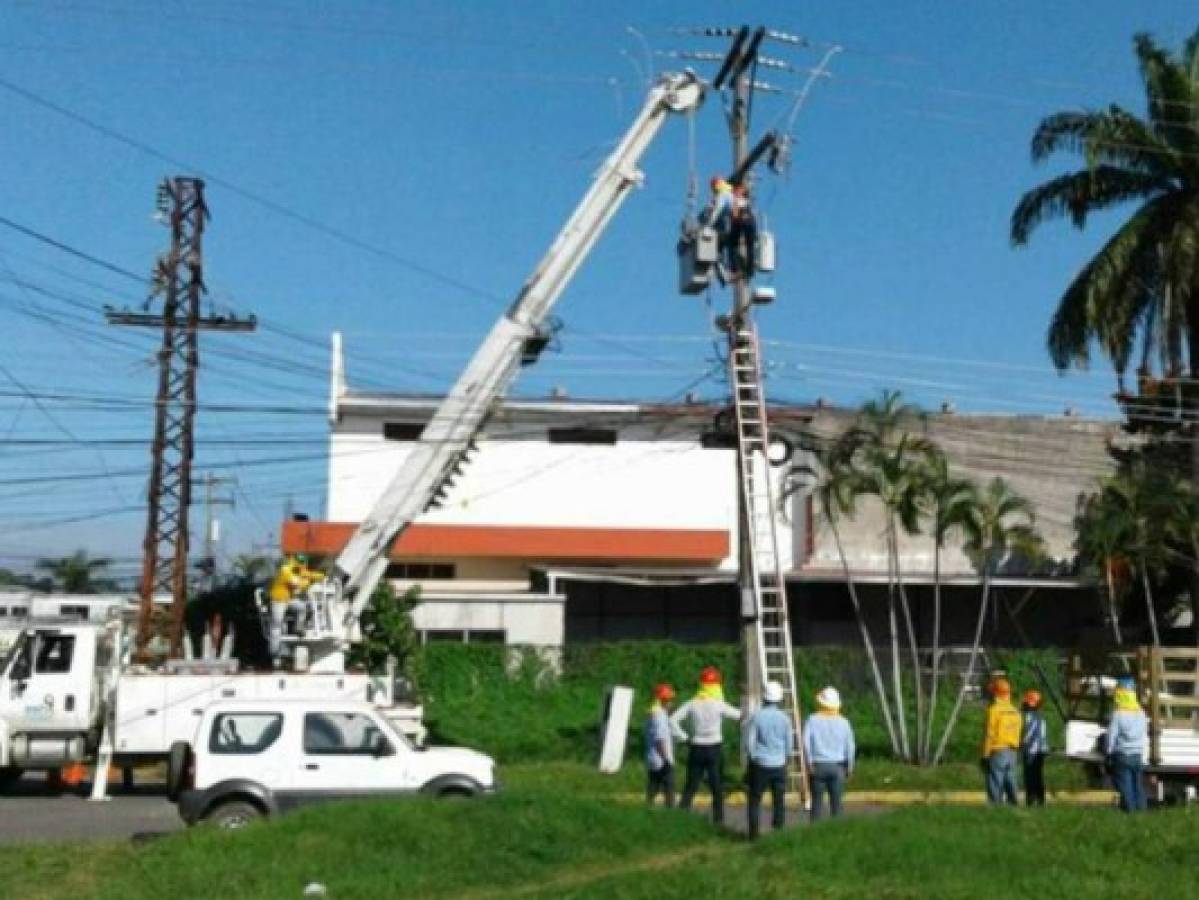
[
  {"xmin": 981, "ymin": 676, "xmax": 1022, "ymax": 805},
  {"xmin": 267, "ymin": 554, "xmax": 325, "ymax": 660}
]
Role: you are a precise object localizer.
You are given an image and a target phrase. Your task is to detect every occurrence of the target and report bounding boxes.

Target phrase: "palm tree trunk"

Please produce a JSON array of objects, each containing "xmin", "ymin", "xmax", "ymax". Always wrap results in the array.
[
  {"xmin": 886, "ymin": 544, "xmax": 911, "ymax": 760},
  {"xmin": 924, "ymin": 541, "xmax": 943, "ymax": 763},
  {"xmin": 889, "ymin": 519, "xmax": 925, "ymax": 763},
  {"xmin": 1103, "ymin": 561, "xmax": 1124, "ymax": 646},
  {"xmin": 1140, "ymin": 563, "xmax": 1161, "ymax": 647},
  {"xmin": 831, "ymin": 518, "xmax": 900, "ymax": 755},
  {"xmin": 934, "ymin": 566, "xmax": 992, "ymax": 765}
]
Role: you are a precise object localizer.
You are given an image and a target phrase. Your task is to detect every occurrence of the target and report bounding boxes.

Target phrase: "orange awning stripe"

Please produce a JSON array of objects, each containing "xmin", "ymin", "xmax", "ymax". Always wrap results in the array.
[{"xmin": 281, "ymin": 521, "xmax": 729, "ymax": 563}]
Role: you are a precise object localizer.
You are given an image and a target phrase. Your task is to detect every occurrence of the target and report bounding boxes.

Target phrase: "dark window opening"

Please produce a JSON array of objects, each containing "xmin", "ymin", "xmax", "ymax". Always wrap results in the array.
[
  {"xmin": 34, "ymin": 634, "xmax": 75, "ymax": 673},
  {"xmin": 547, "ymin": 427, "xmax": 618, "ymax": 445},
  {"xmin": 59, "ymin": 605, "xmax": 89, "ymax": 620},
  {"xmin": 385, "ymin": 562, "xmax": 456, "ymax": 580},
  {"xmin": 383, "ymin": 422, "xmax": 425, "ymax": 441},
  {"xmin": 700, "ymin": 431, "xmax": 737, "ymax": 449}
]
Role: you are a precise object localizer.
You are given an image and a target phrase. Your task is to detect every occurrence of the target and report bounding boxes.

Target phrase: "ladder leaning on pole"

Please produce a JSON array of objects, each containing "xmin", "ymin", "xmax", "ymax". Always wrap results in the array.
[{"xmin": 728, "ymin": 318, "xmax": 808, "ymax": 803}]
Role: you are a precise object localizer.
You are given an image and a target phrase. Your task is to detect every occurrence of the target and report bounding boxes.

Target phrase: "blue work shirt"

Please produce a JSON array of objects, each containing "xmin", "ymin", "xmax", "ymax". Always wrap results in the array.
[
  {"xmin": 746, "ymin": 704, "xmax": 794, "ymax": 768},
  {"xmin": 644, "ymin": 707, "xmax": 674, "ymax": 771},
  {"xmin": 1105, "ymin": 709, "xmax": 1148, "ymax": 758},
  {"xmin": 803, "ymin": 712, "xmax": 856, "ymax": 772},
  {"xmin": 1021, "ymin": 711, "xmax": 1050, "ymax": 759}
]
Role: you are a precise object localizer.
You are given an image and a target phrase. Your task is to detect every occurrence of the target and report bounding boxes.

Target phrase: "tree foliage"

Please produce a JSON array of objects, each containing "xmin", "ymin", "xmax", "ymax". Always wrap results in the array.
[
  {"xmin": 1010, "ymin": 29, "xmax": 1199, "ymax": 385},
  {"xmin": 34, "ymin": 549, "xmax": 118, "ymax": 593}
]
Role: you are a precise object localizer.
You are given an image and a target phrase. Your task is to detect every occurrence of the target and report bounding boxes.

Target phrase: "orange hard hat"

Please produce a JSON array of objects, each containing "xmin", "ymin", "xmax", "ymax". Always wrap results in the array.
[
  {"xmin": 699, "ymin": 666, "xmax": 722, "ymax": 685},
  {"xmin": 654, "ymin": 683, "xmax": 676, "ymax": 702},
  {"xmin": 989, "ymin": 677, "xmax": 1011, "ymax": 698},
  {"xmin": 1022, "ymin": 689, "xmax": 1042, "ymax": 709}
]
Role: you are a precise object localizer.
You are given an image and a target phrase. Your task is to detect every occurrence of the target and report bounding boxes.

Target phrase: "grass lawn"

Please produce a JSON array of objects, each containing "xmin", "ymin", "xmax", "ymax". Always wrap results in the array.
[{"xmin": 0, "ymin": 763, "xmax": 1190, "ymax": 899}]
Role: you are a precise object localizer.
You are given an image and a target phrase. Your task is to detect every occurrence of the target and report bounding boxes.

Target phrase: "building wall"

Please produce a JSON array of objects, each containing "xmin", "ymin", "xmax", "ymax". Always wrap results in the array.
[
  {"xmin": 411, "ymin": 595, "xmax": 564, "ymax": 647},
  {"xmin": 801, "ymin": 409, "xmax": 1119, "ymax": 576}
]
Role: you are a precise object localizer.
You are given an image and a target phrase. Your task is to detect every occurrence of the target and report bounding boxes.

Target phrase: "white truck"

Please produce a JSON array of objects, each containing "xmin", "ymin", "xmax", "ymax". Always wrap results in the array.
[
  {"xmin": 0, "ymin": 70, "xmax": 705, "ymax": 796},
  {"xmin": 0, "ymin": 617, "xmax": 422, "ymax": 791}
]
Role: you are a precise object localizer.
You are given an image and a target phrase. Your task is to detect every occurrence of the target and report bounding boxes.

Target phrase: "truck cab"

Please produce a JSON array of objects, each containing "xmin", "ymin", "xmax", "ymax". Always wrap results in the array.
[
  {"xmin": 0, "ymin": 623, "xmax": 110, "ymax": 773},
  {"xmin": 175, "ymin": 698, "xmax": 496, "ymax": 828}
]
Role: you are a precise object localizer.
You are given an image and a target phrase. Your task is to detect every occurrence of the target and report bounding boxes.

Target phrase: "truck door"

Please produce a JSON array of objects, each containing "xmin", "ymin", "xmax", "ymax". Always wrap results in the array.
[
  {"xmin": 18, "ymin": 630, "xmax": 93, "ymax": 731},
  {"xmin": 287, "ymin": 710, "xmax": 414, "ymax": 806}
]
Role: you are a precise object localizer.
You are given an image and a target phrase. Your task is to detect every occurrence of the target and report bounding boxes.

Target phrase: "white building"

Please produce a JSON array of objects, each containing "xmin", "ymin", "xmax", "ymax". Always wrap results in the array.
[{"xmin": 283, "ymin": 339, "xmax": 1120, "ymax": 650}]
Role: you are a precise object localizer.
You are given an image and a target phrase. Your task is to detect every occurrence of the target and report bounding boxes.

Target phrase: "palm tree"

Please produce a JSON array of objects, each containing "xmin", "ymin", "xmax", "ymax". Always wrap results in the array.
[
  {"xmin": 784, "ymin": 435, "xmax": 901, "ymax": 756},
  {"xmin": 1010, "ymin": 29, "xmax": 1199, "ymax": 389},
  {"xmin": 934, "ymin": 478, "xmax": 1043, "ymax": 764},
  {"xmin": 1089, "ymin": 468, "xmax": 1171, "ymax": 646},
  {"xmin": 34, "ymin": 550, "xmax": 117, "ymax": 593},
  {"xmin": 1074, "ymin": 490, "xmax": 1130, "ymax": 645},
  {"xmin": 232, "ymin": 554, "xmax": 275, "ymax": 583},
  {"xmin": 847, "ymin": 391, "xmax": 932, "ymax": 761},
  {"xmin": 920, "ymin": 450, "xmax": 978, "ymax": 763}
]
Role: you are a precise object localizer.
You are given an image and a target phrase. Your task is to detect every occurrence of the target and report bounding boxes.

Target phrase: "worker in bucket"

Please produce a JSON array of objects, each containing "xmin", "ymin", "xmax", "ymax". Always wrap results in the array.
[
  {"xmin": 645, "ymin": 683, "xmax": 677, "ymax": 808},
  {"xmin": 1105, "ymin": 678, "xmax": 1148, "ymax": 812},
  {"xmin": 803, "ymin": 685, "xmax": 855, "ymax": 821},
  {"xmin": 745, "ymin": 680, "xmax": 794, "ymax": 839},
  {"xmin": 671, "ymin": 665, "xmax": 741, "ymax": 824},
  {"xmin": 1020, "ymin": 689, "xmax": 1050, "ymax": 806},
  {"xmin": 981, "ymin": 677, "xmax": 1022, "ymax": 805},
  {"xmin": 267, "ymin": 554, "xmax": 325, "ymax": 660}
]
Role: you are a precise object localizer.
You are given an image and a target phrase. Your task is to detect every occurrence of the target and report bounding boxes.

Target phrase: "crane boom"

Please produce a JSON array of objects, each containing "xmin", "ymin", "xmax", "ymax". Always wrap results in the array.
[{"xmin": 325, "ymin": 71, "xmax": 704, "ymax": 637}]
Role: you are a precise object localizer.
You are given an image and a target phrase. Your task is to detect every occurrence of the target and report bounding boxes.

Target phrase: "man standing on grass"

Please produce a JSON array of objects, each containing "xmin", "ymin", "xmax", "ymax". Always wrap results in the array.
[
  {"xmin": 803, "ymin": 686, "xmax": 855, "ymax": 821},
  {"xmin": 645, "ymin": 683, "xmax": 677, "ymax": 808},
  {"xmin": 745, "ymin": 680, "xmax": 793, "ymax": 839},
  {"xmin": 1020, "ymin": 689, "xmax": 1049, "ymax": 806},
  {"xmin": 981, "ymin": 677, "xmax": 1022, "ymax": 805},
  {"xmin": 1105, "ymin": 680, "xmax": 1148, "ymax": 813},
  {"xmin": 672, "ymin": 666, "xmax": 741, "ymax": 824}
]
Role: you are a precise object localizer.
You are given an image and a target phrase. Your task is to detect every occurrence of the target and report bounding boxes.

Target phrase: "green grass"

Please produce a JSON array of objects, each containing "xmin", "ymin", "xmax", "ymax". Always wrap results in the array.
[{"xmin": 0, "ymin": 764, "xmax": 1188, "ymax": 900}]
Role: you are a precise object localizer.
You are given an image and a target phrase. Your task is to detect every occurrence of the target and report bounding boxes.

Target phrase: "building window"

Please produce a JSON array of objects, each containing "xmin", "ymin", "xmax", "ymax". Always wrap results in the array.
[
  {"xmin": 386, "ymin": 562, "xmax": 456, "ymax": 580},
  {"xmin": 59, "ymin": 605, "xmax": 89, "ymax": 620},
  {"xmin": 383, "ymin": 422, "xmax": 424, "ymax": 441},
  {"xmin": 547, "ymin": 427, "xmax": 617, "ymax": 445},
  {"xmin": 420, "ymin": 629, "xmax": 506, "ymax": 645}
]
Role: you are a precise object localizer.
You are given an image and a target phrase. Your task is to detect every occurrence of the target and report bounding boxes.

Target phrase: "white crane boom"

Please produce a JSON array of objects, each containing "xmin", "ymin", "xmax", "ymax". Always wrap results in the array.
[{"xmin": 314, "ymin": 71, "xmax": 704, "ymax": 650}]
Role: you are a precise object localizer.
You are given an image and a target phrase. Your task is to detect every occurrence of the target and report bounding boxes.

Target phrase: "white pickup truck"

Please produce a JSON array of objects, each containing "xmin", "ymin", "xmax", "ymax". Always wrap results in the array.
[
  {"xmin": 0, "ymin": 619, "xmax": 423, "ymax": 790},
  {"xmin": 173, "ymin": 698, "xmax": 496, "ymax": 828}
]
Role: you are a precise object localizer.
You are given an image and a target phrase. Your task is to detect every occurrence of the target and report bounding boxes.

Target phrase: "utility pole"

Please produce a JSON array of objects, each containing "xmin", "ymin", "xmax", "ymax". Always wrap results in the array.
[
  {"xmin": 200, "ymin": 473, "xmax": 237, "ymax": 592},
  {"xmin": 107, "ymin": 177, "xmax": 256, "ymax": 658}
]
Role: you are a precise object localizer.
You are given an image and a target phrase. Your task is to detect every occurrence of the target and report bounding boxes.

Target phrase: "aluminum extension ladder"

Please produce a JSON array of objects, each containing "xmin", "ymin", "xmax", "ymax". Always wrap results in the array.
[{"xmin": 728, "ymin": 318, "xmax": 808, "ymax": 803}]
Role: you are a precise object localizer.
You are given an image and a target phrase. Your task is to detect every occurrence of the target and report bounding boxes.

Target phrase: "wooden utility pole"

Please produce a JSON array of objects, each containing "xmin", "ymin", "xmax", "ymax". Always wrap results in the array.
[{"xmin": 106, "ymin": 177, "xmax": 255, "ymax": 657}]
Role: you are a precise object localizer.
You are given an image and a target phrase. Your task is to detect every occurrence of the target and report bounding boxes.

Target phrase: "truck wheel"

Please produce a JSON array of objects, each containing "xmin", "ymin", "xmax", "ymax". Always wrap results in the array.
[
  {"xmin": 166, "ymin": 742, "xmax": 192, "ymax": 802},
  {"xmin": 204, "ymin": 800, "xmax": 263, "ymax": 830},
  {"xmin": 0, "ymin": 767, "xmax": 24, "ymax": 790}
]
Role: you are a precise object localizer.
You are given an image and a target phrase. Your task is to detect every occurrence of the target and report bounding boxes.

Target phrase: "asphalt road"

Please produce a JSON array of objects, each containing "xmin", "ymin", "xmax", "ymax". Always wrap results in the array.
[{"xmin": 0, "ymin": 775, "xmax": 182, "ymax": 845}]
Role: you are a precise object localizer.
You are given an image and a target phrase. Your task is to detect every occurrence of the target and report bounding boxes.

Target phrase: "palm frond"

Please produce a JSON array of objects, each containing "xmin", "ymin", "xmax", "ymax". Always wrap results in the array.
[{"xmin": 1011, "ymin": 165, "xmax": 1170, "ymax": 245}]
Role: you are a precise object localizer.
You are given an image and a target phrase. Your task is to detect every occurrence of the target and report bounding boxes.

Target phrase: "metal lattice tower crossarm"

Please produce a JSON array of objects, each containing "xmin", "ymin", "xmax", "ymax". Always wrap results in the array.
[{"xmin": 106, "ymin": 177, "xmax": 256, "ymax": 658}]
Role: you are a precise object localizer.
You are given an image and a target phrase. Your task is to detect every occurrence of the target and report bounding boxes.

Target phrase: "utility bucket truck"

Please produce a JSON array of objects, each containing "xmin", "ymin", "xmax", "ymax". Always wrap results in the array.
[{"xmin": 0, "ymin": 70, "xmax": 705, "ymax": 798}]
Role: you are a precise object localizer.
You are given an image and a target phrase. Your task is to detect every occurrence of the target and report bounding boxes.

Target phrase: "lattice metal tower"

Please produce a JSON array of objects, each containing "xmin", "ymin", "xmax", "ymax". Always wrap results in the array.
[{"xmin": 107, "ymin": 177, "xmax": 255, "ymax": 656}]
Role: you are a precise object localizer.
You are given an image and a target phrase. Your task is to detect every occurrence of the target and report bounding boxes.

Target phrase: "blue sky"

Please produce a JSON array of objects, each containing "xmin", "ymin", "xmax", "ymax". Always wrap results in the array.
[{"xmin": 0, "ymin": 1, "xmax": 1194, "ymax": 578}]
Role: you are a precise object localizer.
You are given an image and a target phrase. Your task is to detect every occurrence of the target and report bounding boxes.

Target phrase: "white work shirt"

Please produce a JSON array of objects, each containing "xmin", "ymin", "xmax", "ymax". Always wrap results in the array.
[{"xmin": 670, "ymin": 697, "xmax": 741, "ymax": 746}]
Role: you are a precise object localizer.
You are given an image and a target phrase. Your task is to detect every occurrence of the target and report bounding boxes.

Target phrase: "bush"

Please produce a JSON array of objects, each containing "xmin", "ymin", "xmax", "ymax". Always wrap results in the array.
[{"xmin": 418, "ymin": 642, "xmax": 1069, "ymax": 766}]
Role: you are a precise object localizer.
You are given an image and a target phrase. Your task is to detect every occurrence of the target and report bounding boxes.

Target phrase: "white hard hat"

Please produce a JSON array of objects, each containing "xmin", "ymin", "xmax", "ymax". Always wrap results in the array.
[
  {"xmin": 764, "ymin": 681, "xmax": 784, "ymax": 704},
  {"xmin": 816, "ymin": 686, "xmax": 841, "ymax": 709}
]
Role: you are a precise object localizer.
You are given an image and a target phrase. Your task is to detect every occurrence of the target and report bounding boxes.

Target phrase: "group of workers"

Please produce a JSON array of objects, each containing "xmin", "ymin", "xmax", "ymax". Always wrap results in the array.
[
  {"xmin": 645, "ymin": 666, "xmax": 856, "ymax": 839},
  {"xmin": 980, "ymin": 673, "xmax": 1148, "ymax": 813},
  {"xmin": 650, "ymin": 668, "xmax": 1152, "ymax": 836}
]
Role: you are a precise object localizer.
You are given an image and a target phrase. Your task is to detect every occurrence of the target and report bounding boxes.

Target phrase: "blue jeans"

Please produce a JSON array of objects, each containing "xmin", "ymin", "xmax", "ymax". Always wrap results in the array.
[
  {"xmin": 1111, "ymin": 753, "xmax": 1147, "ymax": 812},
  {"xmin": 809, "ymin": 762, "xmax": 846, "ymax": 820},
  {"xmin": 747, "ymin": 763, "xmax": 786, "ymax": 839},
  {"xmin": 986, "ymin": 750, "xmax": 1018, "ymax": 805}
]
